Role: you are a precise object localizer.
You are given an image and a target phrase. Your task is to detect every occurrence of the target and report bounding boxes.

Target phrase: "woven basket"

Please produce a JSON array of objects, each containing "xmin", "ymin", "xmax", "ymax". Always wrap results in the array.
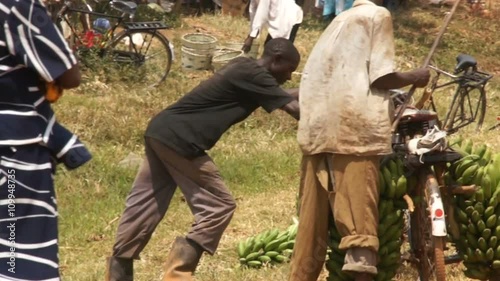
[
  {"xmin": 213, "ymin": 47, "xmax": 238, "ymax": 57},
  {"xmin": 181, "ymin": 33, "xmax": 218, "ymax": 50},
  {"xmin": 212, "ymin": 49, "xmax": 244, "ymax": 71},
  {"xmin": 223, "ymin": 42, "xmax": 259, "ymax": 59}
]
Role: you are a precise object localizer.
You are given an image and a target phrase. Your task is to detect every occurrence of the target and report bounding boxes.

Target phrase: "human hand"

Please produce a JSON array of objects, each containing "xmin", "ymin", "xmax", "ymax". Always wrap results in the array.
[
  {"xmin": 242, "ymin": 36, "xmax": 254, "ymax": 53},
  {"xmin": 411, "ymin": 68, "xmax": 431, "ymax": 88},
  {"xmin": 45, "ymin": 81, "xmax": 63, "ymax": 103}
]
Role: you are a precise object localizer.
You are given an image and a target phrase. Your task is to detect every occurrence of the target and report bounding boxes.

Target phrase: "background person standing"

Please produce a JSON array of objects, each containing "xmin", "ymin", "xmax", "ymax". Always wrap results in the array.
[{"xmin": 242, "ymin": 0, "xmax": 303, "ymax": 53}]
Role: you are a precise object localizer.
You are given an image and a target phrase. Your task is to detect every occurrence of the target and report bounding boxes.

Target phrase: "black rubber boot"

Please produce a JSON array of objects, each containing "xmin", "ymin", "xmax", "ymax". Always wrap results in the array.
[
  {"xmin": 162, "ymin": 237, "xmax": 204, "ymax": 281},
  {"xmin": 105, "ymin": 256, "xmax": 133, "ymax": 281}
]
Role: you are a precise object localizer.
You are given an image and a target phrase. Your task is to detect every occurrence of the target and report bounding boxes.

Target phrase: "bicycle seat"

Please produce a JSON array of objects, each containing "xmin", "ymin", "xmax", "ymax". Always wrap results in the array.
[
  {"xmin": 399, "ymin": 107, "xmax": 438, "ymax": 123},
  {"xmin": 454, "ymin": 54, "xmax": 477, "ymax": 74},
  {"xmin": 112, "ymin": 0, "xmax": 137, "ymax": 14}
]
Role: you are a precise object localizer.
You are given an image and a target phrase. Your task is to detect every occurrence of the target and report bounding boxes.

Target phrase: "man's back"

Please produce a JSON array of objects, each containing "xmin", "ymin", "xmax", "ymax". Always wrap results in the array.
[
  {"xmin": 297, "ymin": 0, "xmax": 395, "ymax": 156},
  {"xmin": 145, "ymin": 57, "xmax": 294, "ymax": 158}
]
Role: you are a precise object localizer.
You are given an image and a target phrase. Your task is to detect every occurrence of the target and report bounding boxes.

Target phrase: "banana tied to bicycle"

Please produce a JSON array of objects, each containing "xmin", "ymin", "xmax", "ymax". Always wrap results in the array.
[{"xmin": 446, "ymin": 137, "xmax": 500, "ymax": 280}]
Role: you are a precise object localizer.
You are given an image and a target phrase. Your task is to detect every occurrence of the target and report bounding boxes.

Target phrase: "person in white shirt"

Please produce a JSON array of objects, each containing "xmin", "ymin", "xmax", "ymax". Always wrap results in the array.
[{"xmin": 242, "ymin": 0, "xmax": 303, "ymax": 53}]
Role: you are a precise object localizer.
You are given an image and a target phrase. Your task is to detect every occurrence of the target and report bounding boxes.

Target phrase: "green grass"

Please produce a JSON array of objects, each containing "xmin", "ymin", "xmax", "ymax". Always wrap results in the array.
[{"xmin": 52, "ymin": 2, "xmax": 500, "ymax": 280}]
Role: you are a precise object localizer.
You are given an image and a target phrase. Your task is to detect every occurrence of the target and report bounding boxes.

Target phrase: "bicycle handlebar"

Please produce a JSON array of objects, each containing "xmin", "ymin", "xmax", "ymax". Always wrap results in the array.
[
  {"xmin": 428, "ymin": 65, "xmax": 459, "ymax": 79},
  {"xmin": 428, "ymin": 65, "xmax": 493, "ymax": 85}
]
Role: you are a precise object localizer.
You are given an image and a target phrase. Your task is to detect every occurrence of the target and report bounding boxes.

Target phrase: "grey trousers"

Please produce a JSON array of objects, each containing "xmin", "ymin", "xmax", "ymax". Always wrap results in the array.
[{"xmin": 112, "ymin": 137, "xmax": 236, "ymax": 258}]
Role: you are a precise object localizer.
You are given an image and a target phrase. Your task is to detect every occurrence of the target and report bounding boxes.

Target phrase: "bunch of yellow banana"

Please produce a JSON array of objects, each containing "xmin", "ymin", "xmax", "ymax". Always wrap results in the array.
[
  {"xmin": 326, "ymin": 202, "xmax": 405, "ymax": 281},
  {"xmin": 449, "ymin": 138, "xmax": 500, "ymax": 280},
  {"xmin": 236, "ymin": 218, "xmax": 298, "ymax": 268}
]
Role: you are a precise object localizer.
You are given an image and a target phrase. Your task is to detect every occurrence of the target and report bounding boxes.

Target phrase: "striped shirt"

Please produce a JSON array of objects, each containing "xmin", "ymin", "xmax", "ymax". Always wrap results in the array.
[
  {"xmin": 0, "ymin": 2, "xmax": 89, "ymax": 280},
  {"xmin": 0, "ymin": 0, "xmax": 77, "ymax": 147}
]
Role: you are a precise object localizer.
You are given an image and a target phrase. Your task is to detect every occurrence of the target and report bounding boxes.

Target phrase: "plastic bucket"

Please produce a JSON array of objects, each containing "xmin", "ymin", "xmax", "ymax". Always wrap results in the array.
[
  {"xmin": 181, "ymin": 33, "xmax": 218, "ymax": 71},
  {"xmin": 181, "ymin": 47, "xmax": 213, "ymax": 71}
]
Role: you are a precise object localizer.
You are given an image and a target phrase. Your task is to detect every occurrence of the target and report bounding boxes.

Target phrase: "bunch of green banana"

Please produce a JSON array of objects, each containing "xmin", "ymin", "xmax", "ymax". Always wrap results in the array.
[
  {"xmin": 236, "ymin": 218, "xmax": 298, "ymax": 268},
  {"xmin": 326, "ymin": 222, "xmax": 352, "ymax": 281},
  {"xmin": 379, "ymin": 156, "xmax": 416, "ymax": 204},
  {"xmin": 326, "ymin": 177, "xmax": 406, "ymax": 281},
  {"xmin": 449, "ymin": 139, "xmax": 500, "ymax": 280},
  {"xmin": 448, "ymin": 138, "xmax": 500, "ymax": 186}
]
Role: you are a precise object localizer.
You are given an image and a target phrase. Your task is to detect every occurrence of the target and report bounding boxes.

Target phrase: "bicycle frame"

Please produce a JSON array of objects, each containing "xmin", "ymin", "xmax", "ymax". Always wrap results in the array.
[
  {"xmin": 55, "ymin": 0, "xmax": 173, "ymax": 88},
  {"xmin": 421, "ymin": 167, "xmax": 448, "ymax": 237},
  {"xmin": 56, "ymin": 1, "xmax": 131, "ymax": 49},
  {"xmin": 425, "ymin": 64, "xmax": 492, "ymax": 134},
  {"xmin": 391, "ymin": 90, "xmax": 466, "ymax": 279}
]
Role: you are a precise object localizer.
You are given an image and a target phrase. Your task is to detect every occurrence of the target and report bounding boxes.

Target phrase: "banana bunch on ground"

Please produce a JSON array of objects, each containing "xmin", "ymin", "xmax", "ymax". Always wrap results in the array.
[
  {"xmin": 236, "ymin": 218, "xmax": 298, "ymax": 268},
  {"xmin": 326, "ymin": 156, "xmax": 412, "ymax": 281},
  {"xmin": 449, "ymin": 138, "xmax": 500, "ymax": 280}
]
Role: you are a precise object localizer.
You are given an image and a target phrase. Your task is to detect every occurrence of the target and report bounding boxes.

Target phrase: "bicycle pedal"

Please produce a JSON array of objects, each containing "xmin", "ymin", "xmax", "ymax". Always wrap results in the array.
[{"xmin": 444, "ymin": 254, "xmax": 462, "ymax": 264}]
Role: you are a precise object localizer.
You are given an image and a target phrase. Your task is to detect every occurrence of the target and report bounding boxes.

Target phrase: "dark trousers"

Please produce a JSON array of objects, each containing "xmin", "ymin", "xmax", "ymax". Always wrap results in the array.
[
  {"xmin": 265, "ymin": 24, "xmax": 301, "ymax": 45},
  {"xmin": 111, "ymin": 137, "xmax": 236, "ymax": 258}
]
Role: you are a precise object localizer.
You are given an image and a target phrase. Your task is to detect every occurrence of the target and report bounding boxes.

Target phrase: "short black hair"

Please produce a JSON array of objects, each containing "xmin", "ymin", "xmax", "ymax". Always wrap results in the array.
[{"xmin": 262, "ymin": 38, "xmax": 300, "ymax": 63}]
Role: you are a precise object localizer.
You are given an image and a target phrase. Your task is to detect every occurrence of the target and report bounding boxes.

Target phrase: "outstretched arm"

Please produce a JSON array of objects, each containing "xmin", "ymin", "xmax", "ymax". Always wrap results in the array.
[
  {"xmin": 285, "ymin": 88, "xmax": 299, "ymax": 101},
  {"xmin": 371, "ymin": 68, "xmax": 430, "ymax": 90},
  {"xmin": 281, "ymin": 100, "xmax": 300, "ymax": 120}
]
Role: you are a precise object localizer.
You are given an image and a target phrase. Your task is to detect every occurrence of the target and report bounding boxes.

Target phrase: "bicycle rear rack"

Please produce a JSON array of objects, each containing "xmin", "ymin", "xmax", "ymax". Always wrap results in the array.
[{"xmin": 123, "ymin": 21, "xmax": 168, "ymax": 31}]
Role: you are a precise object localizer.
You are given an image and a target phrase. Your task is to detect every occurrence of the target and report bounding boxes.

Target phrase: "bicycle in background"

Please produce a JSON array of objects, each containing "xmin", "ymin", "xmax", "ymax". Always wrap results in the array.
[{"xmin": 56, "ymin": 0, "xmax": 173, "ymax": 88}]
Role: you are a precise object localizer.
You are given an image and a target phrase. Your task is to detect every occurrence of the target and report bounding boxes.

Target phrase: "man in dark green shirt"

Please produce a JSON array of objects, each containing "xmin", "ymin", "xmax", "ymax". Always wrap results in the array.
[{"xmin": 106, "ymin": 38, "xmax": 300, "ymax": 281}]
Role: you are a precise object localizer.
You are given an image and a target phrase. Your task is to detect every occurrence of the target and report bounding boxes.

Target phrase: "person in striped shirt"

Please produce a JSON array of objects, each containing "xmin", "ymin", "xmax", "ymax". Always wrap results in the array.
[{"xmin": 0, "ymin": 0, "xmax": 91, "ymax": 279}]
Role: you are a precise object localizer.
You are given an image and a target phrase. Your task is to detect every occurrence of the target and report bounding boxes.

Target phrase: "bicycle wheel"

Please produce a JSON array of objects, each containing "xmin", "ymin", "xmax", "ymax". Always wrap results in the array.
[
  {"xmin": 410, "ymin": 168, "xmax": 446, "ymax": 281},
  {"xmin": 108, "ymin": 29, "xmax": 173, "ymax": 88},
  {"xmin": 444, "ymin": 86, "xmax": 486, "ymax": 133}
]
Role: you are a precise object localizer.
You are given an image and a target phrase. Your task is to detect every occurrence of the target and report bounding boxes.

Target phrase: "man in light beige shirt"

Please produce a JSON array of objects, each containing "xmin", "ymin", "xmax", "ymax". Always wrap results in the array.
[{"xmin": 289, "ymin": 0, "xmax": 430, "ymax": 280}]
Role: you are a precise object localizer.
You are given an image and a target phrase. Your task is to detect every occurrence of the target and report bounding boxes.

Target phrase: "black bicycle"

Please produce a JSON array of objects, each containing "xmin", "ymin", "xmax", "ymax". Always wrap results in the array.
[
  {"xmin": 418, "ymin": 54, "xmax": 493, "ymax": 134},
  {"xmin": 56, "ymin": 0, "xmax": 173, "ymax": 88}
]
